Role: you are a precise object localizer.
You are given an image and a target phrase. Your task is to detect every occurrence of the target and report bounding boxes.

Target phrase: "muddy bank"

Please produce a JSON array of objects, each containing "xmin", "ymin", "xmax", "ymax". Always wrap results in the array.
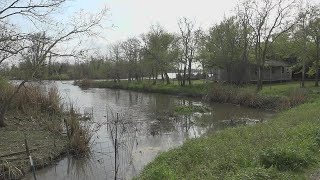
[{"xmin": 0, "ymin": 113, "xmax": 69, "ymax": 180}]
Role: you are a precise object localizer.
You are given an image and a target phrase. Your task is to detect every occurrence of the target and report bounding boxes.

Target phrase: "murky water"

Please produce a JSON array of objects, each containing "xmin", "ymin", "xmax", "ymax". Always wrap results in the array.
[{"xmin": 24, "ymin": 81, "xmax": 274, "ymax": 180}]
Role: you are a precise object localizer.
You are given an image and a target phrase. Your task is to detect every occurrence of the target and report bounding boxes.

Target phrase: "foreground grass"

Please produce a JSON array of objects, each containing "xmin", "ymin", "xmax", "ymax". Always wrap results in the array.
[{"xmin": 136, "ymin": 95, "xmax": 320, "ymax": 179}]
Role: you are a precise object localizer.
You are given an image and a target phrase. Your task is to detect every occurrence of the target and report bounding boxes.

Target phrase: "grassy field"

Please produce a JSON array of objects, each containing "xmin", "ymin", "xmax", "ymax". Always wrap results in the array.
[{"xmin": 136, "ymin": 83, "xmax": 320, "ymax": 179}]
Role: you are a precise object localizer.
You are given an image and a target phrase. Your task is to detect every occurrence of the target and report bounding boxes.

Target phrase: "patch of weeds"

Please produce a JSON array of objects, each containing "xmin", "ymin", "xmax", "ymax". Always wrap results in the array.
[
  {"xmin": 174, "ymin": 105, "xmax": 211, "ymax": 115},
  {"xmin": 260, "ymin": 147, "xmax": 314, "ymax": 171}
]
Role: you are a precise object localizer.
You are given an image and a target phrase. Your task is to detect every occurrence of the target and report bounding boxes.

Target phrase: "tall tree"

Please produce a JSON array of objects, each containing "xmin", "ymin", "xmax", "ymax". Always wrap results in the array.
[
  {"xmin": 121, "ymin": 38, "xmax": 141, "ymax": 82},
  {"xmin": 308, "ymin": 5, "xmax": 320, "ymax": 86},
  {"xmin": 204, "ymin": 16, "xmax": 243, "ymax": 83},
  {"xmin": 242, "ymin": 0, "xmax": 299, "ymax": 90},
  {"xmin": 142, "ymin": 25, "xmax": 176, "ymax": 84},
  {"xmin": 178, "ymin": 17, "xmax": 199, "ymax": 86}
]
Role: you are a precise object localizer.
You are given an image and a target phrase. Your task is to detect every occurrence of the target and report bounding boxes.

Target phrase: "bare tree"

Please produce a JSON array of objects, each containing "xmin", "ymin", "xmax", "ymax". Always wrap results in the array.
[
  {"xmin": 0, "ymin": 1, "xmax": 109, "ymax": 127},
  {"xmin": 121, "ymin": 38, "xmax": 141, "ymax": 82},
  {"xmin": 243, "ymin": 0, "xmax": 298, "ymax": 90},
  {"xmin": 178, "ymin": 17, "xmax": 199, "ymax": 86},
  {"xmin": 107, "ymin": 42, "xmax": 128, "ymax": 83},
  {"xmin": 0, "ymin": 0, "xmax": 67, "ymax": 20}
]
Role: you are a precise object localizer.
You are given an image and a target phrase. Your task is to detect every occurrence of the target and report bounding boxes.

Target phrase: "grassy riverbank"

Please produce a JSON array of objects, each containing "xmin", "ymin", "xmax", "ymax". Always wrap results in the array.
[
  {"xmin": 0, "ymin": 79, "xmax": 91, "ymax": 179},
  {"xmin": 136, "ymin": 92, "xmax": 320, "ymax": 179},
  {"xmin": 76, "ymin": 79, "xmax": 310, "ymax": 111}
]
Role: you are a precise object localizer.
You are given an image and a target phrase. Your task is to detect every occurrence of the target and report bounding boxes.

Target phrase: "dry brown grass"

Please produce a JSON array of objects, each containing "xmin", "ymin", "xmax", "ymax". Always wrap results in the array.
[
  {"xmin": 67, "ymin": 107, "xmax": 93, "ymax": 157},
  {"xmin": 206, "ymin": 83, "xmax": 308, "ymax": 110}
]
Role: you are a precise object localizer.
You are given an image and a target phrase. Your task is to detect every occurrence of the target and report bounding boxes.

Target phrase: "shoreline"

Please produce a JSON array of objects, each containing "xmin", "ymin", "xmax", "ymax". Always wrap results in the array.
[
  {"xmin": 75, "ymin": 79, "xmax": 309, "ymax": 111},
  {"xmin": 136, "ymin": 95, "xmax": 320, "ymax": 179},
  {"xmin": 72, "ymin": 79, "xmax": 320, "ymax": 179}
]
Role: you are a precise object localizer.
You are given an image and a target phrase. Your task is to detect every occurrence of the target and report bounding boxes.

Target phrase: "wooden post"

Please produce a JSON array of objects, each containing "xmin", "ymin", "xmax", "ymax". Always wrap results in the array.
[
  {"xmin": 114, "ymin": 113, "xmax": 118, "ymax": 180},
  {"xmin": 64, "ymin": 119, "xmax": 71, "ymax": 141},
  {"xmin": 24, "ymin": 134, "xmax": 37, "ymax": 180}
]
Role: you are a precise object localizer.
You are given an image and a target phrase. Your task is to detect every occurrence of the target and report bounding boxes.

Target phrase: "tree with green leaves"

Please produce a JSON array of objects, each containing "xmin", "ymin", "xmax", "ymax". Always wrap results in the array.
[
  {"xmin": 142, "ymin": 25, "xmax": 177, "ymax": 84},
  {"xmin": 122, "ymin": 38, "xmax": 141, "ymax": 82},
  {"xmin": 199, "ymin": 16, "xmax": 244, "ymax": 83},
  {"xmin": 308, "ymin": 5, "xmax": 320, "ymax": 86}
]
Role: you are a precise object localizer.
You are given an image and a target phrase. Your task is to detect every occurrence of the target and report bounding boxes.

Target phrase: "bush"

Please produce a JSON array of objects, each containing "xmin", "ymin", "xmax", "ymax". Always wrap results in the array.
[
  {"xmin": 68, "ymin": 108, "xmax": 92, "ymax": 157},
  {"xmin": 288, "ymin": 88, "xmax": 308, "ymax": 107},
  {"xmin": 77, "ymin": 79, "xmax": 93, "ymax": 88},
  {"xmin": 11, "ymin": 85, "xmax": 61, "ymax": 115}
]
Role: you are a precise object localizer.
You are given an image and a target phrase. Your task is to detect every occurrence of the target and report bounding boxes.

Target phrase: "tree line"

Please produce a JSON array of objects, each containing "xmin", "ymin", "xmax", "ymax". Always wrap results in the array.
[{"xmin": 4, "ymin": 0, "xmax": 319, "ymax": 90}]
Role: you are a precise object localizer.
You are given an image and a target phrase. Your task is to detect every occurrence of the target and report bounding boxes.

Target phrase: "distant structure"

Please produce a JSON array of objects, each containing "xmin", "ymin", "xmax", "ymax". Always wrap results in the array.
[{"xmin": 208, "ymin": 60, "xmax": 292, "ymax": 83}]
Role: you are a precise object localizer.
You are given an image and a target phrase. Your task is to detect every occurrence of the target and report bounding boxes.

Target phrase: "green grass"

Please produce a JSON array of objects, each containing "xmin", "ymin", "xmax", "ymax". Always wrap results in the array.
[
  {"xmin": 174, "ymin": 105, "xmax": 211, "ymax": 115},
  {"xmin": 136, "ymin": 96, "xmax": 320, "ymax": 179},
  {"xmin": 246, "ymin": 82, "xmax": 320, "ymax": 97}
]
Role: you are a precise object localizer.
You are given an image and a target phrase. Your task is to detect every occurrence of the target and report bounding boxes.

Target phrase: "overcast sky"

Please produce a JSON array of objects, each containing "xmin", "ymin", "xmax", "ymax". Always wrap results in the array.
[{"xmin": 68, "ymin": 0, "xmax": 239, "ymax": 45}]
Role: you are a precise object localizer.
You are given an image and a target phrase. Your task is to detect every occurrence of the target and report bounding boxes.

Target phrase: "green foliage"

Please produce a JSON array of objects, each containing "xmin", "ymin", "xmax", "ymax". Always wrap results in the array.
[{"xmin": 174, "ymin": 105, "xmax": 210, "ymax": 114}]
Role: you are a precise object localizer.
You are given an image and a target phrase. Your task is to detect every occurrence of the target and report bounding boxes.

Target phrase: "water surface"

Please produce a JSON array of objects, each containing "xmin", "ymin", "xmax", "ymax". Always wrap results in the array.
[{"xmin": 24, "ymin": 81, "xmax": 274, "ymax": 180}]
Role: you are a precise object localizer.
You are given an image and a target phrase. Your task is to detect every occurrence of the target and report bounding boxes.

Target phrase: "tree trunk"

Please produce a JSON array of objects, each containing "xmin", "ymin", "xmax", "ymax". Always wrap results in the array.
[
  {"xmin": 165, "ymin": 73, "xmax": 170, "ymax": 84},
  {"xmin": 161, "ymin": 74, "xmax": 164, "ymax": 83},
  {"xmin": 153, "ymin": 71, "xmax": 158, "ymax": 85},
  {"xmin": 182, "ymin": 65, "xmax": 187, "ymax": 86},
  {"xmin": 301, "ymin": 59, "xmax": 305, "ymax": 88},
  {"xmin": 257, "ymin": 65, "xmax": 263, "ymax": 91},
  {"xmin": 0, "ymin": 108, "xmax": 6, "ymax": 127},
  {"xmin": 188, "ymin": 59, "xmax": 192, "ymax": 86},
  {"xmin": 116, "ymin": 74, "xmax": 120, "ymax": 83},
  {"xmin": 315, "ymin": 39, "xmax": 319, "ymax": 87}
]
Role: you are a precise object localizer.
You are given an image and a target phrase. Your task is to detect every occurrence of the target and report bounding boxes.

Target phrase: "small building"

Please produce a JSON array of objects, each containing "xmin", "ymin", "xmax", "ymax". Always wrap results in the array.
[{"xmin": 209, "ymin": 60, "xmax": 292, "ymax": 83}]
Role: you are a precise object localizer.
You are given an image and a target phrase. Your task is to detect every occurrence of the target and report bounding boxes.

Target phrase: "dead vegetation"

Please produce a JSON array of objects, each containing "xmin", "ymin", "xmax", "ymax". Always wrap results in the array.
[{"xmin": 0, "ymin": 82, "xmax": 93, "ymax": 179}]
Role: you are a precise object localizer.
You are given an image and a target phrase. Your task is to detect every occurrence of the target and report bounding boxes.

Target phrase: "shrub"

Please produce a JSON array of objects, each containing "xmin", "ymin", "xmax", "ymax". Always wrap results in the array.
[
  {"xmin": 67, "ymin": 107, "xmax": 92, "ymax": 157},
  {"xmin": 78, "ymin": 79, "xmax": 93, "ymax": 88},
  {"xmin": 288, "ymin": 88, "xmax": 308, "ymax": 107},
  {"xmin": 11, "ymin": 85, "xmax": 61, "ymax": 115}
]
